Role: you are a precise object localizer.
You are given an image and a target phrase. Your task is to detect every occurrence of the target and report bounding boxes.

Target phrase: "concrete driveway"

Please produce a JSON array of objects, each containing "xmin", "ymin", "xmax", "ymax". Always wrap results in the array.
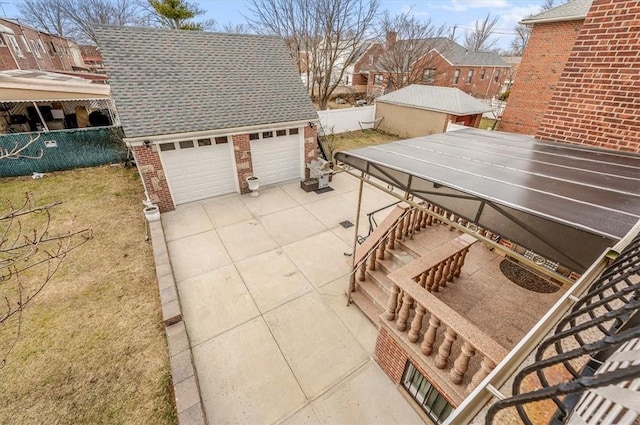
[{"xmin": 162, "ymin": 173, "xmax": 424, "ymax": 425}]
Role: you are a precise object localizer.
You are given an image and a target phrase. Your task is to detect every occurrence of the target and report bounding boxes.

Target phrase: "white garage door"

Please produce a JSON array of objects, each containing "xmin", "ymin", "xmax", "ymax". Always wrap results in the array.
[
  {"xmin": 159, "ymin": 137, "xmax": 237, "ymax": 205},
  {"xmin": 250, "ymin": 129, "xmax": 302, "ymax": 186}
]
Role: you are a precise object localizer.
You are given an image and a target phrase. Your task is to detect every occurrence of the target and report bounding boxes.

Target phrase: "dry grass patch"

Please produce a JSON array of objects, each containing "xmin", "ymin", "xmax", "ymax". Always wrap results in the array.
[
  {"xmin": 0, "ymin": 166, "xmax": 176, "ymax": 424},
  {"xmin": 323, "ymin": 129, "xmax": 400, "ymax": 159}
]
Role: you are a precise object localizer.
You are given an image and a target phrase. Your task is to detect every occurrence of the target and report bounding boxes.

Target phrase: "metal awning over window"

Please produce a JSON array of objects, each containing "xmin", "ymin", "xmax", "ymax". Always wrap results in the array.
[{"xmin": 334, "ymin": 128, "xmax": 640, "ymax": 272}]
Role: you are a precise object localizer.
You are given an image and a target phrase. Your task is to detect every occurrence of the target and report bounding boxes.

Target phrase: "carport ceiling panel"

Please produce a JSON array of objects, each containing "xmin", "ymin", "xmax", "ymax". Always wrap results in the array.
[{"xmin": 334, "ymin": 129, "xmax": 640, "ymax": 272}]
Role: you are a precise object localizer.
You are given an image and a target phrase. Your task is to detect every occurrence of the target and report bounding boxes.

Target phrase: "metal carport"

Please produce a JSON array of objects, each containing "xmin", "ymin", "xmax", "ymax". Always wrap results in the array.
[{"xmin": 335, "ymin": 127, "xmax": 640, "ymax": 274}]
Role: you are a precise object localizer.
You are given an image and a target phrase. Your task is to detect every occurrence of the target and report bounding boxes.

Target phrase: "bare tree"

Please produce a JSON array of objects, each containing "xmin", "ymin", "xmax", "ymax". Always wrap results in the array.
[
  {"xmin": 510, "ymin": 23, "xmax": 531, "ymax": 55},
  {"xmin": 1, "ymin": 194, "xmax": 92, "ymax": 366},
  {"xmin": 464, "ymin": 13, "xmax": 499, "ymax": 51},
  {"xmin": 376, "ymin": 9, "xmax": 448, "ymax": 92},
  {"xmin": 18, "ymin": 0, "xmax": 144, "ymax": 44},
  {"xmin": 246, "ymin": 0, "xmax": 379, "ymax": 109},
  {"xmin": 221, "ymin": 23, "xmax": 251, "ymax": 34},
  {"xmin": 18, "ymin": 0, "xmax": 68, "ymax": 37}
]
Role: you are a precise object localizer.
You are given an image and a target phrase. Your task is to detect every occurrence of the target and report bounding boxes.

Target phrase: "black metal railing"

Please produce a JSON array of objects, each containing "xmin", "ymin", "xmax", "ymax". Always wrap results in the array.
[
  {"xmin": 357, "ymin": 201, "xmax": 401, "ymax": 244},
  {"xmin": 486, "ymin": 231, "xmax": 640, "ymax": 424}
]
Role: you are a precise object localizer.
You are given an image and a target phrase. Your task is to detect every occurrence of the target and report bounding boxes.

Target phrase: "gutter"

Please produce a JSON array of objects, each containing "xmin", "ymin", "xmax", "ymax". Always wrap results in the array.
[
  {"xmin": 521, "ymin": 15, "xmax": 587, "ymax": 25},
  {"xmin": 125, "ymin": 118, "xmax": 319, "ymax": 145}
]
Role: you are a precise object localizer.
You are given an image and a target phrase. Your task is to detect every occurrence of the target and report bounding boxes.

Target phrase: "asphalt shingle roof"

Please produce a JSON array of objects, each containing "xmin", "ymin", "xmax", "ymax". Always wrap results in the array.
[
  {"xmin": 375, "ymin": 84, "xmax": 492, "ymax": 115},
  {"xmin": 94, "ymin": 26, "xmax": 318, "ymax": 139},
  {"xmin": 428, "ymin": 38, "xmax": 509, "ymax": 67},
  {"xmin": 522, "ymin": 0, "xmax": 593, "ymax": 24}
]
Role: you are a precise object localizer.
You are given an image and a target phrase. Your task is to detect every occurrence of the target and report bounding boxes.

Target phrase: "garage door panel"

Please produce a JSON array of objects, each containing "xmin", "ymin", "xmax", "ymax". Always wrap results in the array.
[
  {"xmin": 250, "ymin": 135, "xmax": 301, "ymax": 186},
  {"xmin": 161, "ymin": 142, "xmax": 237, "ymax": 205}
]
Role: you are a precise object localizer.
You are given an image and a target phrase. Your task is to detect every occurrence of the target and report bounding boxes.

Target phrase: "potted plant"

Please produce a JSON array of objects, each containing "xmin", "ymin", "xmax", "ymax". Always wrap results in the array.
[{"xmin": 246, "ymin": 176, "xmax": 260, "ymax": 197}]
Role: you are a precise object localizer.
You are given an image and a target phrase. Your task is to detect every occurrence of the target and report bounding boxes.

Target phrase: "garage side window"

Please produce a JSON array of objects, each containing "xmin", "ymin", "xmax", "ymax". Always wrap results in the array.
[
  {"xmin": 289, "ymin": 128, "xmax": 299, "ymax": 135},
  {"xmin": 262, "ymin": 131, "xmax": 273, "ymax": 139},
  {"xmin": 249, "ymin": 133, "xmax": 259, "ymax": 140},
  {"xmin": 276, "ymin": 130, "xmax": 286, "ymax": 137},
  {"xmin": 179, "ymin": 140, "xmax": 194, "ymax": 149},
  {"xmin": 198, "ymin": 138, "xmax": 212, "ymax": 146},
  {"xmin": 159, "ymin": 143, "xmax": 176, "ymax": 151},
  {"xmin": 215, "ymin": 136, "xmax": 228, "ymax": 144}
]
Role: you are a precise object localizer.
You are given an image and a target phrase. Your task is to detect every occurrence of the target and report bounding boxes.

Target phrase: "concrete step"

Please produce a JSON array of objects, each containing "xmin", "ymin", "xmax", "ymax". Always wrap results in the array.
[
  {"xmin": 366, "ymin": 268, "xmax": 394, "ymax": 294},
  {"xmin": 349, "ymin": 289, "xmax": 383, "ymax": 328},
  {"xmin": 356, "ymin": 277, "xmax": 388, "ymax": 309}
]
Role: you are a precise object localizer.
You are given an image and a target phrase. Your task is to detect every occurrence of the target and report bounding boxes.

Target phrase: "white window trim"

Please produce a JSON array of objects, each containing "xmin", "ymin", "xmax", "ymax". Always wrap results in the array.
[
  {"xmin": 20, "ymin": 35, "xmax": 31, "ymax": 52},
  {"xmin": 6, "ymin": 34, "xmax": 24, "ymax": 58}
]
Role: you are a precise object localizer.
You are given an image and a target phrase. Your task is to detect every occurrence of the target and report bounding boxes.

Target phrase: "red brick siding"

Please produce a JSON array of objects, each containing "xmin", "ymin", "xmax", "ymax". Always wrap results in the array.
[
  {"xmin": 132, "ymin": 145, "xmax": 175, "ymax": 212},
  {"xmin": 500, "ymin": 20, "xmax": 583, "ymax": 135},
  {"xmin": 352, "ymin": 43, "xmax": 384, "ymax": 86},
  {"xmin": 536, "ymin": 0, "xmax": 640, "ymax": 152},
  {"xmin": 232, "ymin": 134, "xmax": 254, "ymax": 194},
  {"xmin": 375, "ymin": 326, "xmax": 409, "ymax": 384},
  {"xmin": 304, "ymin": 125, "xmax": 318, "ymax": 179}
]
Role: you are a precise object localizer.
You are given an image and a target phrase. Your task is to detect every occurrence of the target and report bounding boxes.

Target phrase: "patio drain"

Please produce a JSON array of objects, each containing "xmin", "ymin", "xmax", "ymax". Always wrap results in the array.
[
  {"xmin": 339, "ymin": 220, "xmax": 354, "ymax": 229},
  {"xmin": 500, "ymin": 259, "xmax": 561, "ymax": 293}
]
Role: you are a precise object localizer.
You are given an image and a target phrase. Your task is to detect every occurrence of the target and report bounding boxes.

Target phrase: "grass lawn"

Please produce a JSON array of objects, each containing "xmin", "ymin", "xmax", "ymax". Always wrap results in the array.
[
  {"xmin": 479, "ymin": 117, "xmax": 498, "ymax": 130},
  {"xmin": 322, "ymin": 129, "xmax": 400, "ymax": 159},
  {"xmin": 0, "ymin": 166, "xmax": 175, "ymax": 424}
]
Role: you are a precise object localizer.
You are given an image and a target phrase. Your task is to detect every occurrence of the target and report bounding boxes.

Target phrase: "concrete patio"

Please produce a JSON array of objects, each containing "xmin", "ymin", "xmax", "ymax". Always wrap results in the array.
[{"xmin": 162, "ymin": 173, "xmax": 425, "ymax": 425}]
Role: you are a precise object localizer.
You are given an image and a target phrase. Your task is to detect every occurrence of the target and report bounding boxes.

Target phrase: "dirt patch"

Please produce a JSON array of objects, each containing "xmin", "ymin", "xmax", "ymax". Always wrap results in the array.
[{"xmin": 500, "ymin": 259, "xmax": 561, "ymax": 293}]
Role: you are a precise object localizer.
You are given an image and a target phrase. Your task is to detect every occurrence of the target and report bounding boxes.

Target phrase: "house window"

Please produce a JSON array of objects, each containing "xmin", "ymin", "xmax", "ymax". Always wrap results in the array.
[
  {"xmin": 494, "ymin": 70, "xmax": 501, "ymax": 83},
  {"xmin": 179, "ymin": 140, "xmax": 194, "ymax": 149},
  {"xmin": 466, "ymin": 69, "xmax": 474, "ymax": 84},
  {"xmin": 402, "ymin": 362, "xmax": 454, "ymax": 424},
  {"xmin": 20, "ymin": 35, "xmax": 31, "ymax": 52},
  {"xmin": 6, "ymin": 35, "xmax": 24, "ymax": 58},
  {"xmin": 422, "ymin": 69, "xmax": 436, "ymax": 83},
  {"xmin": 374, "ymin": 74, "xmax": 383, "ymax": 85},
  {"xmin": 368, "ymin": 55, "xmax": 374, "ymax": 64},
  {"xmin": 452, "ymin": 69, "xmax": 460, "ymax": 85},
  {"xmin": 276, "ymin": 129, "xmax": 286, "ymax": 137},
  {"xmin": 30, "ymin": 40, "xmax": 41, "ymax": 58},
  {"xmin": 289, "ymin": 128, "xmax": 299, "ymax": 135},
  {"xmin": 480, "ymin": 69, "xmax": 486, "ymax": 80},
  {"xmin": 262, "ymin": 131, "xmax": 273, "ymax": 138},
  {"xmin": 197, "ymin": 138, "xmax": 212, "ymax": 146},
  {"xmin": 159, "ymin": 143, "xmax": 175, "ymax": 151},
  {"xmin": 214, "ymin": 136, "xmax": 228, "ymax": 144},
  {"xmin": 249, "ymin": 133, "xmax": 259, "ymax": 140}
]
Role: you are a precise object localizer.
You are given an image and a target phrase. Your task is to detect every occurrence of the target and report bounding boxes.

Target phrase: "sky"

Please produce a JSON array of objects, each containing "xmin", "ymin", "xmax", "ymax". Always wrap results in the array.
[{"xmin": 0, "ymin": 0, "xmax": 548, "ymax": 50}]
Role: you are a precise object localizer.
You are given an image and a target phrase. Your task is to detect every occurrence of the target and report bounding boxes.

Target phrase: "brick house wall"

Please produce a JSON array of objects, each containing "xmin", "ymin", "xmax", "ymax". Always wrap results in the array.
[
  {"xmin": 499, "ymin": 20, "xmax": 583, "ymax": 135},
  {"xmin": 352, "ymin": 43, "xmax": 384, "ymax": 86},
  {"xmin": 366, "ymin": 51, "xmax": 508, "ymax": 99},
  {"xmin": 134, "ymin": 125, "xmax": 318, "ymax": 211},
  {"xmin": 536, "ymin": 0, "xmax": 640, "ymax": 152},
  {"xmin": 0, "ymin": 18, "xmax": 79, "ymax": 72}
]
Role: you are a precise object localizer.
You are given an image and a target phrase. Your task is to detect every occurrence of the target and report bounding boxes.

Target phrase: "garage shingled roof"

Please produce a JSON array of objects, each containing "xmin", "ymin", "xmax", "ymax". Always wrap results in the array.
[
  {"xmin": 376, "ymin": 85, "xmax": 493, "ymax": 116},
  {"xmin": 94, "ymin": 26, "xmax": 318, "ymax": 139}
]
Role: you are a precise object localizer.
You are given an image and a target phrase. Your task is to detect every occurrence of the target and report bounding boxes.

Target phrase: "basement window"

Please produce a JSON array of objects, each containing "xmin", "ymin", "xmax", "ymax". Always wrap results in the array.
[{"xmin": 402, "ymin": 362, "xmax": 454, "ymax": 424}]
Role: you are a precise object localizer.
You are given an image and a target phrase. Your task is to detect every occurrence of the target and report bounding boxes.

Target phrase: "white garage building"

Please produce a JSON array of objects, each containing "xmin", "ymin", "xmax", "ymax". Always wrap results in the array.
[{"xmin": 95, "ymin": 26, "xmax": 319, "ymax": 211}]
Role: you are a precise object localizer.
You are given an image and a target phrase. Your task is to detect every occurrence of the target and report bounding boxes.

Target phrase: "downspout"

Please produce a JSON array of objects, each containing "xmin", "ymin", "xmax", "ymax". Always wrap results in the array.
[{"xmin": 128, "ymin": 142, "xmax": 154, "ymax": 206}]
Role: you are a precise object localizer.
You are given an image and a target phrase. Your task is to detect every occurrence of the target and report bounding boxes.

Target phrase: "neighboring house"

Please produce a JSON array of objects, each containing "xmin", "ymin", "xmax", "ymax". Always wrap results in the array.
[
  {"xmin": 501, "ymin": 0, "xmax": 639, "ymax": 153},
  {"xmin": 499, "ymin": 0, "xmax": 592, "ymax": 135},
  {"xmin": 79, "ymin": 45, "xmax": 105, "ymax": 74},
  {"xmin": 95, "ymin": 26, "xmax": 319, "ymax": 212},
  {"xmin": 357, "ymin": 37, "xmax": 510, "ymax": 100},
  {"xmin": 374, "ymin": 85, "xmax": 491, "ymax": 138},
  {"xmin": 0, "ymin": 17, "xmax": 84, "ymax": 73},
  {"xmin": 499, "ymin": 55, "xmax": 521, "ymax": 96}
]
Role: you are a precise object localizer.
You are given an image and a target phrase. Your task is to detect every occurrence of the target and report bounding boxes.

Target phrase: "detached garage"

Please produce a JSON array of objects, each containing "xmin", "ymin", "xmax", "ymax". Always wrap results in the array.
[
  {"xmin": 375, "ymin": 85, "xmax": 492, "ymax": 138},
  {"xmin": 95, "ymin": 26, "xmax": 318, "ymax": 212}
]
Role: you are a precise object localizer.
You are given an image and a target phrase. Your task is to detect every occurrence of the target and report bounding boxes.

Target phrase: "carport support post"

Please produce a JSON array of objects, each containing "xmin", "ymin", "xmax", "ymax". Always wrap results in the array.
[
  {"xmin": 348, "ymin": 171, "xmax": 365, "ymax": 306},
  {"xmin": 31, "ymin": 102, "xmax": 49, "ymax": 132}
]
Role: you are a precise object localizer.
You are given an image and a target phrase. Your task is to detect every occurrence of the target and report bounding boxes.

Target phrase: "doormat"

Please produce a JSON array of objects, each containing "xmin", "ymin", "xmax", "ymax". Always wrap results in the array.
[
  {"xmin": 315, "ymin": 186, "xmax": 334, "ymax": 194},
  {"xmin": 499, "ymin": 259, "xmax": 561, "ymax": 293},
  {"xmin": 339, "ymin": 220, "xmax": 354, "ymax": 229}
]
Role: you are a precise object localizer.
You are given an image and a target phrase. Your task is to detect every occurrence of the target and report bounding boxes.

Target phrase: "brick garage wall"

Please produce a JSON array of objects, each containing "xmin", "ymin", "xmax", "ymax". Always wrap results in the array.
[
  {"xmin": 500, "ymin": 20, "xmax": 583, "ymax": 135},
  {"xmin": 232, "ymin": 133, "xmax": 254, "ymax": 194},
  {"xmin": 303, "ymin": 125, "xmax": 318, "ymax": 179},
  {"xmin": 536, "ymin": 0, "xmax": 640, "ymax": 152},
  {"xmin": 132, "ymin": 145, "xmax": 174, "ymax": 212}
]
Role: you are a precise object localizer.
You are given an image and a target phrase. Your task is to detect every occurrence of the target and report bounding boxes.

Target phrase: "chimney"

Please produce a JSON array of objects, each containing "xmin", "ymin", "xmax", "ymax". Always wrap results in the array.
[{"xmin": 385, "ymin": 31, "xmax": 397, "ymax": 50}]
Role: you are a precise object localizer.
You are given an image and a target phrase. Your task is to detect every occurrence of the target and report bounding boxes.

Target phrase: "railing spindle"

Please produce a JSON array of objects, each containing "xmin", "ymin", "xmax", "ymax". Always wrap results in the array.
[
  {"xmin": 385, "ymin": 284, "xmax": 400, "ymax": 321},
  {"xmin": 421, "ymin": 315, "xmax": 440, "ymax": 356},
  {"xmin": 467, "ymin": 357, "xmax": 496, "ymax": 392},
  {"xmin": 450, "ymin": 341, "xmax": 476, "ymax": 384},
  {"xmin": 408, "ymin": 304, "xmax": 426, "ymax": 343},
  {"xmin": 396, "ymin": 293, "xmax": 413, "ymax": 331},
  {"xmin": 436, "ymin": 327, "xmax": 457, "ymax": 369}
]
